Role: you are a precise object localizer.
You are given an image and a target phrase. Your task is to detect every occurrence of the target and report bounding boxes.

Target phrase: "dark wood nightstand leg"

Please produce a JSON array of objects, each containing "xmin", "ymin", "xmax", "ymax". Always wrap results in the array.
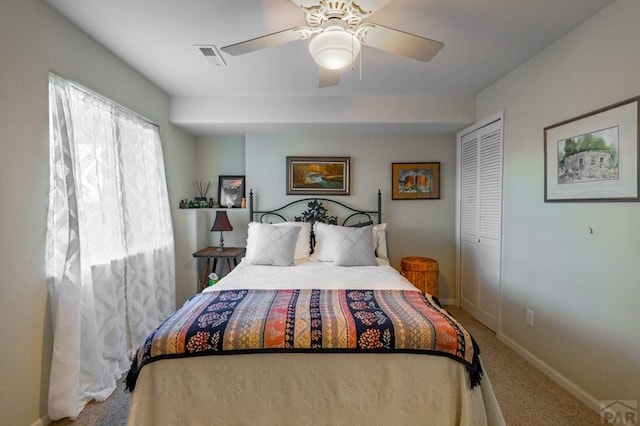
[
  {"xmin": 212, "ymin": 258, "xmax": 218, "ymax": 277},
  {"xmin": 199, "ymin": 258, "xmax": 211, "ymax": 292}
]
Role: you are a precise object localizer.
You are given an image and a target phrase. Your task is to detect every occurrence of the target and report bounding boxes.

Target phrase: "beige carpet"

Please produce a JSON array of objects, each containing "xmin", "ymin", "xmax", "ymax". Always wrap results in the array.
[
  {"xmin": 447, "ymin": 306, "xmax": 601, "ymax": 425},
  {"xmin": 51, "ymin": 305, "xmax": 601, "ymax": 425}
]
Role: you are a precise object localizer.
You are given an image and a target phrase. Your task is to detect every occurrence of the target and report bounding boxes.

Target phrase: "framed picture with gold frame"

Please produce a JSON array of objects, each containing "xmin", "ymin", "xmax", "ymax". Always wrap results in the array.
[{"xmin": 392, "ymin": 162, "xmax": 440, "ymax": 200}]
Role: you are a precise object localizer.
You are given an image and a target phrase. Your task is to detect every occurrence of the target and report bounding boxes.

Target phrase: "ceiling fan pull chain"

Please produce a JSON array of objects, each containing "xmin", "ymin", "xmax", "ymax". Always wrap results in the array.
[{"xmin": 351, "ymin": 34, "xmax": 355, "ymax": 71}]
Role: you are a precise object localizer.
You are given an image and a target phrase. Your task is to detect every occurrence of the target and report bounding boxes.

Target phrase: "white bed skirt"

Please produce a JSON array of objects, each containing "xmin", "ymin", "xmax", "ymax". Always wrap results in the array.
[{"xmin": 128, "ymin": 352, "xmax": 504, "ymax": 426}]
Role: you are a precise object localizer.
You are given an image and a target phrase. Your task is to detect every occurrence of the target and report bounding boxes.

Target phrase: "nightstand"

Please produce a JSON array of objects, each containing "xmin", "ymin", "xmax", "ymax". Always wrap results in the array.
[
  {"xmin": 193, "ymin": 246, "xmax": 245, "ymax": 292},
  {"xmin": 401, "ymin": 257, "xmax": 439, "ymax": 297}
]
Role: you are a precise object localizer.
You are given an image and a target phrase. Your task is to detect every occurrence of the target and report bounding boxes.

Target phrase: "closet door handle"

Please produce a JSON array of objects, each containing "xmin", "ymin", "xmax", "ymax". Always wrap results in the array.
[{"xmin": 476, "ymin": 238, "xmax": 481, "ymax": 243}]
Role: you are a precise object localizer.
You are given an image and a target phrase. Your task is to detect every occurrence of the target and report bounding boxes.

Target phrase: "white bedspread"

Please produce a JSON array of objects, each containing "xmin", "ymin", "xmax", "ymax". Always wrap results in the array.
[{"xmin": 206, "ymin": 258, "xmax": 417, "ymax": 292}]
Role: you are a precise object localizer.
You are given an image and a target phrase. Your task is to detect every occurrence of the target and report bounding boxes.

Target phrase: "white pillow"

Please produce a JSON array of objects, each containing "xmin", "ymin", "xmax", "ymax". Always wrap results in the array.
[
  {"xmin": 330, "ymin": 225, "xmax": 378, "ymax": 266},
  {"xmin": 248, "ymin": 224, "xmax": 300, "ymax": 266},
  {"xmin": 373, "ymin": 223, "xmax": 388, "ymax": 261},
  {"xmin": 312, "ymin": 222, "xmax": 334, "ymax": 261},
  {"xmin": 273, "ymin": 221, "xmax": 311, "ymax": 259},
  {"xmin": 313, "ymin": 222, "xmax": 388, "ymax": 261},
  {"xmin": 246, "ymin": 221, "xmax": 311, "ymax": 261}
]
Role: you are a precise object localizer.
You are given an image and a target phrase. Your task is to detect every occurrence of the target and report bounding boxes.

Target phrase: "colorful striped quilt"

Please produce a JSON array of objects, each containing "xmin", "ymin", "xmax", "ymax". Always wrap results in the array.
[{"xmin": 125, "ymin": 289, "xmax": 482, "ymax": 391}]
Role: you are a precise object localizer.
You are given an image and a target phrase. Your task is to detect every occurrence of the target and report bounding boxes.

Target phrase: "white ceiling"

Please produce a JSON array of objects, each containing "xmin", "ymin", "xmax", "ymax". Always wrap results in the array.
[{"xmin": 45, "ymin": 0, "xmax": 614, "ymax": 134}]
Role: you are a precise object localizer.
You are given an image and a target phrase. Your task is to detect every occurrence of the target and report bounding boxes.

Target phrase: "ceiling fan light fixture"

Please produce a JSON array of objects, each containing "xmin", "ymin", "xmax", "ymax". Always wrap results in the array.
[{"xmin": 308, "ymin": 29, "xmax": 361, "ymax": 71}]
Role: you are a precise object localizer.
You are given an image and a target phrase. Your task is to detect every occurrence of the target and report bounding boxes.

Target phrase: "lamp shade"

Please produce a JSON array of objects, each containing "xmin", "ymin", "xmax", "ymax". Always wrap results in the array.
[
  {"xmin": 309, "ymin": 29, "xmax": 361, "ymax": 70},
  {"xmin": 210, "ymin": 211, "xmax": 233, "ymax": 232}
]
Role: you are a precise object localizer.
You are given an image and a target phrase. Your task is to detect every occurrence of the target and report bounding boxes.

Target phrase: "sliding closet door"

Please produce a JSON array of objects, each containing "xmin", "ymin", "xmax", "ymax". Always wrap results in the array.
[{"xmin": 457, "ymin": 115, "xmax": 503, "ymax": 331}]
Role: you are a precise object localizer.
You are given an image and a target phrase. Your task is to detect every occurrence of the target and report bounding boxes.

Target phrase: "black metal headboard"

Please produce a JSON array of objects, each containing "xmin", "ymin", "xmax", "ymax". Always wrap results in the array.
[{"xmin": 248, "ymin": 189, "xmax": 382, "ymax": 227}]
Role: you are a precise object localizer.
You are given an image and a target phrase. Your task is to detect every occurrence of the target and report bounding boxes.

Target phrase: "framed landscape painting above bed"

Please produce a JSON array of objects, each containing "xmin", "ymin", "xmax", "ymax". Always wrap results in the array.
[{"xmin": 286, "ymin": 156, "xmax": 350, "ymax": 195}]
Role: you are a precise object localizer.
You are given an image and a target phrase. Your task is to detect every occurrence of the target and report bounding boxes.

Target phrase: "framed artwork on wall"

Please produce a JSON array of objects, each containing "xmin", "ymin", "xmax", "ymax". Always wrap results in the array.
[
  {"xmin": 286, "ymin": 156, "xmax": 350, "ymax": 195},
  {"xmin": 544, "ymin": 96, "xmax": 639, "ymax": 202},
  {"xmin": 218, "ymin": 175, "xmax": 245, "ymax": 208},
  {"xmin": 392, "ymin": 162, "xmax": 440, "ymax": 200}
]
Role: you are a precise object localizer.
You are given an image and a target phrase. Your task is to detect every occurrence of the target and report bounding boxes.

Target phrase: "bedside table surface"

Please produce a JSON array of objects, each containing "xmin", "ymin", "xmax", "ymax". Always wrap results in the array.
[{"xmin": 193, "ymin": 246, "xmax": 245, "ymax": 258}]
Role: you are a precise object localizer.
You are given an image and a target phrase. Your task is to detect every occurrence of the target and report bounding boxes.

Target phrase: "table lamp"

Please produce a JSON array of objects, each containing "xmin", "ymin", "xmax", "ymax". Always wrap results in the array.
[{"xmin": 211, "ymin": 211, "xmax": 233, "ymax": 251}]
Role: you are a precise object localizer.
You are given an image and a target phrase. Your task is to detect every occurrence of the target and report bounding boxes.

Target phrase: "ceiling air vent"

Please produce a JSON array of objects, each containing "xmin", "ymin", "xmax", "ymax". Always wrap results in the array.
[{"xmin": 193, "ymin": 44, "xmax": 227, "ymax": 66}]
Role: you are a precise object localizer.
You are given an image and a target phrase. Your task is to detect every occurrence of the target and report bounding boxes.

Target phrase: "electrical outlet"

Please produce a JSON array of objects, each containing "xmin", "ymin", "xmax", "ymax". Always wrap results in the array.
[{"xmin": 526, "ymin": 309, "xmax": 535, "ymax": 326}]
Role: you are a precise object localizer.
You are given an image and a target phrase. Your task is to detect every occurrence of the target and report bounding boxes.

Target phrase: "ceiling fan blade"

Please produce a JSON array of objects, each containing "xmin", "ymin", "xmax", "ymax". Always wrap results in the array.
[
  {"xmin": 353, "ymin": 0, "xmax": 393, "ymax": 14},
  {"xmin": 221, "ymin": 28, "xmax": 305, "ymax": 56},
  {"xmin": 360, "ymin": 23, "xmax": 444, "ymax": 63},
  {"xmin": 319, "ymin": 67, "xmax": 340, "ymax": 88}
]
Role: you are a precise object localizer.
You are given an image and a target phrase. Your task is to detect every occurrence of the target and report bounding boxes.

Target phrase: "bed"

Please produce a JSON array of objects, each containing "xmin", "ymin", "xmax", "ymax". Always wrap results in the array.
[{"xmin": 125, "ymin": 192, "xmax": 504, "ymax": 425}]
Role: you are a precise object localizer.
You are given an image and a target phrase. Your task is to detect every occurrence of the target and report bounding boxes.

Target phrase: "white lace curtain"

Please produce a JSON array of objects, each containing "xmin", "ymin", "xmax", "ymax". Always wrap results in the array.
[{"xmin": 46, "ymin": 74, "xmax": 176, "ymax": 420}]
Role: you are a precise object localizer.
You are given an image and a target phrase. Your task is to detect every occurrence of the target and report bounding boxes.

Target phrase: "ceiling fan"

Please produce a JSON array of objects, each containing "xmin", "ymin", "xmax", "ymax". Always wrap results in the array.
[{"xmin": 221, "ymin": 0, "xmax": 444, "ymax": 88}]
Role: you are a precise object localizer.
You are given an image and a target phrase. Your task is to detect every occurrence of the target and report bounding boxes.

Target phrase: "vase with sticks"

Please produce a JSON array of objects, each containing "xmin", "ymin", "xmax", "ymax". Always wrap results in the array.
[{"xmin": 193, "ymin": 181, "xmax": 212, "ymax": 208}]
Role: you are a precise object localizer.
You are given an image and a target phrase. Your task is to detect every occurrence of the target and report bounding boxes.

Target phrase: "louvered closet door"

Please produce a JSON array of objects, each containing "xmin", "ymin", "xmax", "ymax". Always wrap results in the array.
[{"xmin": 458, "ymin": 118, "xmax": 503, "ymax": 331}]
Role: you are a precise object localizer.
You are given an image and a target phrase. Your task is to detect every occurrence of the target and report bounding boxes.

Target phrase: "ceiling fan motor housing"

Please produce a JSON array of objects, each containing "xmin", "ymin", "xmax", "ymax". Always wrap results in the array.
[{"xmin": 303, "ymin": 1, "xmax": 369, "ymax": 30}]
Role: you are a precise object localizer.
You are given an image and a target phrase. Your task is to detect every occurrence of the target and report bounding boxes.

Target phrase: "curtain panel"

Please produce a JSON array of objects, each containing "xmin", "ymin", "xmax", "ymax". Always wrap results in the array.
[{"xmin": 46, "ymin": 75, "xmax": 176, "ymax": 420}]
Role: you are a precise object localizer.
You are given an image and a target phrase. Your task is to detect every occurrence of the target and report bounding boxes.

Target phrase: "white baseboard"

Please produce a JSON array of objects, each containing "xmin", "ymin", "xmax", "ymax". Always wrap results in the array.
[
  {"xmin": 30, "ymin": 414, "xmax": 50, "ymax": 426},
  {"xmin": 497, "ymin": 332, "xmax": 600, "ymax": 412}
]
